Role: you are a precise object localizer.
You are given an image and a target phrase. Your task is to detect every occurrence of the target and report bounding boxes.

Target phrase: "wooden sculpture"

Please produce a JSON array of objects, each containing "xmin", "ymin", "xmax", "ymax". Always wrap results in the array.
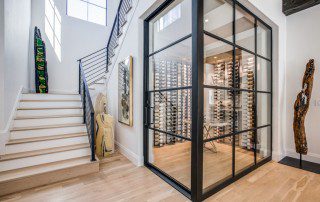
[{"xmin": 293, "ymin": 59, "xmax": 315, "ymax": 155}]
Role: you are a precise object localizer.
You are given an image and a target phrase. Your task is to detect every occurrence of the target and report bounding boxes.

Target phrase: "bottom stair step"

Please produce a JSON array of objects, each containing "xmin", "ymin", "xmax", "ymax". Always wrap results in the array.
[
  {"xmin": 0, "ymin": 156, "xmax": 99, "ymax": 196},
  {"xmin": 0, "ymin": 148, "xmax": 91, "ymax": 172}
]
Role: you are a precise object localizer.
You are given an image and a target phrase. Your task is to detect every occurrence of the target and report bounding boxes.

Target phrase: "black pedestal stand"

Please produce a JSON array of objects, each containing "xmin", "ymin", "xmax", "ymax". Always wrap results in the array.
[{"xmin": 279, "ymin": 153, "xmax": 320, "ymax": 174}]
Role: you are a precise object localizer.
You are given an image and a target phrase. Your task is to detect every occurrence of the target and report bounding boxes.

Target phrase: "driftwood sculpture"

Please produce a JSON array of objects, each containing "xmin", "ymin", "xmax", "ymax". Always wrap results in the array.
[{"xmin": 293, "ymin": 59, "xmax": 315, "ymax": 155}]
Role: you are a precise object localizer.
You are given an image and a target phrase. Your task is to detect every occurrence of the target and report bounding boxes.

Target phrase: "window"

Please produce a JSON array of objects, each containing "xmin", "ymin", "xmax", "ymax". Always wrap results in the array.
[
  {"xmin": 45, "ymin": 0, "xmax": 61, "ymax": 61},
  {"xmin": 67, "ymin": 0, "xmax": 107, "ymax": 26},
  {"xmin": 156, "ymin": 4, "xmax": 181, "ymax": 31}
]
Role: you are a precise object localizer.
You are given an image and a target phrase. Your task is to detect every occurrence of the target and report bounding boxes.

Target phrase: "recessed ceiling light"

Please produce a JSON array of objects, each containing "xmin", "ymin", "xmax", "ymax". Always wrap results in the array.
[{"xmin": 205, "ymin": 19, "xmax": 209, "ymax": 23}]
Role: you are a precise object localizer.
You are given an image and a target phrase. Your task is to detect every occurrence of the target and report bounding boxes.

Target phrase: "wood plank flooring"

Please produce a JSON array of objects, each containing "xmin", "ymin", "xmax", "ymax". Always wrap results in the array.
[
  {"xmin": 152, "ymin": 141, "xmax": 262, "ymax": 189},
  {"xmin": 0, "ymin": 150, "xmax": 319, "ymax": 202}
]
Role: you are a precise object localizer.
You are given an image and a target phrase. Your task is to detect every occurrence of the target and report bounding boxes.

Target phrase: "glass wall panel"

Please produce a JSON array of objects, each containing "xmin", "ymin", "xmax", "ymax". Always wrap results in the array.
[
  {"xmin": 235, "ymin": 132, "xmax": 255, "ymax": 174},
  {"xmin": 204, "ymin": 88, "xmax": 234, "ymax": 141},
  {"xmin": 204, "ymin": 0, "xmax": 233, "ymax": 42},
  {"xmin": 257, "ymin": 126, "xmax": 271, "ymax": 162},
  {"xmin": 149, "ymin": 38, "xmax": 192, "ymax": 91},
  {"xmin": 237, "ymin": 49, "xmax": 255, "ymax": 90},
  {"xmin": 257, "ymin": 93, "xmax": 271, "ymax": 126},
  {"xmin": 148, "ymin": 129, "xmax": 191, "ymax": 188},
  {"xmin": 149, "ymin": 0, "xmax": 191, "ymax": 53},
  {"xmin": 257, "ymin": 21, "xmax": 272, "ymax": 59},
  {"xmin": 203, "ymin": 137, "xmax": 233, "ymax": 189},
  {"xmin": 235, "ymin": 5, "xmax": 255, "ymax": 52},
  {"xmin": 235, "ymin": 90, "xmax": 255, "ymax": 132},
  {"xmin": 257, "ymin": 57, "xmax": 271, "ymax": 92},
  {"xmin": 204, "ymin": 35, "xmax": 233, "ymax": 88},
  {"xmin": 149, "ymin": 90, "xmax": 192, "ymax": 141},
  {"xmin": 147, "ymin": 0, "xmax": 192, "ymax": 192},
  {"xmin": 145, "ymin": 0, "xmax": 272, "ymax": 198}
]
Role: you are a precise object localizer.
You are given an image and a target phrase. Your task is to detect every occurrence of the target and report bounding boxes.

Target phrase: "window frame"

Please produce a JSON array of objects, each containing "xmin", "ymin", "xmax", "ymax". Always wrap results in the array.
[
  {"xmin": 66, "ymin": 0, "xmax": 108, "ymax": 26},
  {"xmin": 45, "ymin": 0, "xmax": 62, "ymax": 61}
]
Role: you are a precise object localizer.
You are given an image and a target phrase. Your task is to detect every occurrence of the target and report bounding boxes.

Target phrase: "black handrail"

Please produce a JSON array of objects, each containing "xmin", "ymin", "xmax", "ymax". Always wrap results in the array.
[{"xmin": 79, "ymin": 62, "xmax": 95, "ymax": 161}]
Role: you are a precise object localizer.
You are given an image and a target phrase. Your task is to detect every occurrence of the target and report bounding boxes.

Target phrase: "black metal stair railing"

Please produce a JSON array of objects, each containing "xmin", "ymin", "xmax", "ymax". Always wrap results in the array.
[
  {"xmin": 77, "ymin": 0, "xmax": 133, "ymax": 161},
  {"xmin": 78, "ymin": 0, "xmax": 132, "ymax": 87},
  {"xmin": 79, "ymin": 62, "xmax": 96, "ymax": 161}
]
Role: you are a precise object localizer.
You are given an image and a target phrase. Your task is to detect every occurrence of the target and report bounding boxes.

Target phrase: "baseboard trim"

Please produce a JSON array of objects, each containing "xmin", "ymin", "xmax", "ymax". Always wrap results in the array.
[
  {"xmin": 0, "ymin": 130, "xmax": 8, "ymax": 155},
  {"xmin": 285, "ymin": 149, "xmax": 320, "ymax": 164},
  {"xmin": 0, "ymin": 86, "xmax": 24, "ymax": 153},
  {"xmin": 115, "ymin": 141, "xmax": 143, "ymax": 167},
  {"xmin": 5, "ymin": 86, "xmax": 24, "ymax": 132}
]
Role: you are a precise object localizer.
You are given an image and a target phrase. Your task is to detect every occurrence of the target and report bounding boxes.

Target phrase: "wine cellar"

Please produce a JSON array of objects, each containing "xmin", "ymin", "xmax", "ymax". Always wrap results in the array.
[{"xmin": 144, "ymin": 0, "xmax": 272, "ymax": 200}]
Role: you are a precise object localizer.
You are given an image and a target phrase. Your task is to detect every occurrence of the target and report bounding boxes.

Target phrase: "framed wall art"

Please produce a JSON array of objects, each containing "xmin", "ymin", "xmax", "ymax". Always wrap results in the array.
[{"xmin": 118, "ymin": 56, "xmax": 133, "ymax": 126}]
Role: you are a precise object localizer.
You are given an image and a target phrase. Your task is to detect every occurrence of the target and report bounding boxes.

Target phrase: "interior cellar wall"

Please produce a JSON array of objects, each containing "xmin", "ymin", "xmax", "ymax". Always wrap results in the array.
[{"xmin": 151, "ymin": 53, "xmax": 257, "ymax": 151}]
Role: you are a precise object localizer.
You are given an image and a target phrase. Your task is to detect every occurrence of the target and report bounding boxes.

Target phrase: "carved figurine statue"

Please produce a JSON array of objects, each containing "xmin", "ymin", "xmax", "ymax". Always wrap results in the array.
[{"xmin": 293, "ymin": 59, "xmax": 315, "ymax": 155}]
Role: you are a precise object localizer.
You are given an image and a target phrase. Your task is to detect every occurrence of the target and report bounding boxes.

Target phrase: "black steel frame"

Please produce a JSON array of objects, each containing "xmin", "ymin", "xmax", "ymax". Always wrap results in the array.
[{"xmin": 143, "ymin": 0, "xmax": 273, "ymax": 201}]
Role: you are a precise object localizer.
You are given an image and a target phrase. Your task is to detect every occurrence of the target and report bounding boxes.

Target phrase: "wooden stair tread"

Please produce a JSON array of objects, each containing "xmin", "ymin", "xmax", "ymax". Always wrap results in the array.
[
  {"xmin": 0, "ymin": 156, "xmax": 95, "ymax": 183},
  {"xmin": 0, "ymin": 143, "xmax": 89, "ymax": 162},
  {"xmin": 7, "ymin": 132, "xmax": 87, "ymax": 145},
  {"xmin": 17, "ymin": 107, "xmax": 82, "ymax": 110},
  {"xmin": 15, "ymin": 114, "xmax": 83, "ymax": 120},
  {"xmin": 20, "ymin": 100, "xmax": 81, "ymax": 102},
  {"xmin": 11, "ymin": 123, "xmax": 85, "ymax": 131},
  {"xmin": 22, "ymin": 93, "xmax": 79, "ymax": 95}
]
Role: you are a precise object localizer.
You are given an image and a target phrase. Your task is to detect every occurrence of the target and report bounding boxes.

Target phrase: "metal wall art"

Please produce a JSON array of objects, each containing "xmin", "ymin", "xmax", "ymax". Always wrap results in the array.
[{"xmin": 118, "ymin": 56, "xmax": 133, "ymax": 126}]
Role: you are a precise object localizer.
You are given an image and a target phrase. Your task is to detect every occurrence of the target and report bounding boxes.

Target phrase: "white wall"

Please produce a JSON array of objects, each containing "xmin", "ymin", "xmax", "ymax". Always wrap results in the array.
[
  {"xmin": 286, "ymin": 4, "xmax": 320, "ymax": 163},
  {"xmin": 0, "ymin": 0, "xmax": 4, "ymax": 131},
  {"xmin": 29, "ymin": 0, "xmax": 117, "ymax": 94},
  {"xmin": 107, "ymin": 0, "xmax": 158, "ymax": 166},
  {"xmin": 3, "ymin": 0, "xmax": 32, "ymax": 129}
]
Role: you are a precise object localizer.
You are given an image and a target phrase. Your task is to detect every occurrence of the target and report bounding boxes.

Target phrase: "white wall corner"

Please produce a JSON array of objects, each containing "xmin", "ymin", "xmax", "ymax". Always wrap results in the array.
[
  {"xmin": 115, "ymin": 141, "xmax": 144, "ymax": 166},
  {"xmin": 272, "ymin": 150, "xmax": 285, "ymax": 162}
]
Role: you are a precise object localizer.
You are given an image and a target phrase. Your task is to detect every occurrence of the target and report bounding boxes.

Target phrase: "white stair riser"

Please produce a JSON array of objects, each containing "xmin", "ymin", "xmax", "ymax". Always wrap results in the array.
[
  {"xmin": 13, "ymin": 117, "xmax": 83, "ymax": 128},
  {"xmin": 22, "ymin": 94, "xmax": 80, "ymax": 101},
  {"xmin": 11, "ymin": 126, "xmax": 87, "ymax": 140},
  {"xmin": 0, "ymin": 148, "xmax": 90, "ymax": 172},
  {"xmin": 16, "ymin": 108, "xmax": 83, "ymax": 117},
  {"xmin": 6, "ymin": 136, "xmax": 89, "ymax": 154},
  {"xmin": 19, "ymin": 101, "xmax": 82, "ymax": 109}
]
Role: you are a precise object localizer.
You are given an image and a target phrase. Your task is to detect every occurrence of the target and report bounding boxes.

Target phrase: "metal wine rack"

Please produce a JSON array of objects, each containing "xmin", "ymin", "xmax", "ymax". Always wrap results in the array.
[{"xmin": 153, "ymin": 59, "xmax": 192, "ymax": 147}]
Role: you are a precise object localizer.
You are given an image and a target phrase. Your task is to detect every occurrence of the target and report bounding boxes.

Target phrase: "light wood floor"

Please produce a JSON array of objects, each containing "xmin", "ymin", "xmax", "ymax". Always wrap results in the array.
[
  {"xmin": 0, "ymin": 151, "xmax": 319, "ymax": 202},
  {"xmin": 152, "ymin": 141, "xmax": 262, "ymax": 189}
]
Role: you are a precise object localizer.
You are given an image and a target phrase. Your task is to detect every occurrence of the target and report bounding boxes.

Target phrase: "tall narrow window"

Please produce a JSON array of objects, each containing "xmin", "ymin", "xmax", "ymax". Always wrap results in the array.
[
  {"xmin": 45, "ymin": 0, "xmax": 61, "ymax": 61},
  {"xmin": 67, "ymin": 0, "xmax": 107, "ymax": 26}
]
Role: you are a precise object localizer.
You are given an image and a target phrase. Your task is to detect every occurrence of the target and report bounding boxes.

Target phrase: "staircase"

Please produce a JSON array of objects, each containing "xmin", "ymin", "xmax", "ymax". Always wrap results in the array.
[
  {"xmin": 79, "ymin": 0, "xmax": 133, "ymax": 87},
  {"xmin": 0, "ymin": 93, "xmax": 99, "ymax": 196},
  {"xmin": 0, "ymin": 0, "xmax": 135, "ymax": 196}
]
